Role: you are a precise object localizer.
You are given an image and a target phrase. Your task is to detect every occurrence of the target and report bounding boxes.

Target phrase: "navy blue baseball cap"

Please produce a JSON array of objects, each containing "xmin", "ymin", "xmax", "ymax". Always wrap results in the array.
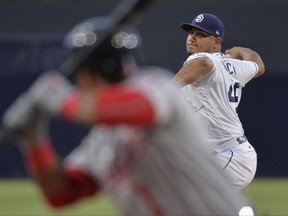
[{"xmin": 181, "ymin": 13, "xmax": 225, "ymax": 40}]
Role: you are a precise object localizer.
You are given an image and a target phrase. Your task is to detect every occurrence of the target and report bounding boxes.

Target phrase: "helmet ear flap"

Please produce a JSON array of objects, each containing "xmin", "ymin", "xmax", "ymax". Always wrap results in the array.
[{"xmin": 61, "ymin": 16, "xmax": 142, "ymax": 82}]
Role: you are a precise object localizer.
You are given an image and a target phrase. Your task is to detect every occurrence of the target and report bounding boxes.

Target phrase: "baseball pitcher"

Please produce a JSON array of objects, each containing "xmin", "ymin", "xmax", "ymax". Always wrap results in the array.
[{"xmin": 173, "ymin": 13, "xmax": 265, "ymax": 190}]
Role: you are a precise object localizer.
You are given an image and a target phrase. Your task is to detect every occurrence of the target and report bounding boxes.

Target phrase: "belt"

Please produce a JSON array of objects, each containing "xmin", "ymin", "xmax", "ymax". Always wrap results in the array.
[{"xmin": 236, "ymin": 135, "xmax": 247, "ymax": 144}]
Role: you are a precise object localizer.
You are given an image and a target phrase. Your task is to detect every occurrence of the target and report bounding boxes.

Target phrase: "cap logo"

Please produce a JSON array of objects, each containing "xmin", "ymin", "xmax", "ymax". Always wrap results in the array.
[
  {"xmin": 216, "ymin": 30, "xmax": 219, "ymax": 35},
  {"xmin": 195, "ymin": 14, "xmax": 204, "ymax": 22}
]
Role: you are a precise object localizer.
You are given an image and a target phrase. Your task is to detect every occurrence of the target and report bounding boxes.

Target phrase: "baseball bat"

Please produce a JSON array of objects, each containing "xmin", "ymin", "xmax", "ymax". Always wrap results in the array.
[{"xmin": 0, "ymin": 0, "xmax": 157, "ymax": 147}]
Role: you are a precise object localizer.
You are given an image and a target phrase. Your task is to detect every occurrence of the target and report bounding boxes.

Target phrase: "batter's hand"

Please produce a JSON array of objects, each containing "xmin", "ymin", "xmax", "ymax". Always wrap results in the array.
[
  {"xmin": 27, "ymin": 71, "xmax": 74, "ymax": 114},
  {"xmin": 1, "ymin": 71, "xmax": 73, "ymax": 144},
  {"xmin": 3, "ymin": 102, "xmax": 50, "ymax": 145},
  {"xmin": 2, "ymin": 93, "xmax": 49, "ymax": 144}
]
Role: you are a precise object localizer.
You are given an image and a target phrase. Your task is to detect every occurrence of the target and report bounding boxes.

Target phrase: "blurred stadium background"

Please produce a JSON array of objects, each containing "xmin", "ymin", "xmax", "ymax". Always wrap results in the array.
[{"xmin": 0, "ymin": 0, "xmax": 288, "ymax": 215}]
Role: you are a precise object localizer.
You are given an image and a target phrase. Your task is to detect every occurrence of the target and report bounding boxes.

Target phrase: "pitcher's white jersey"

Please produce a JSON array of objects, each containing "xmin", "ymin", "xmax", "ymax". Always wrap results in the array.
[
  {"xmin": 180, "ymin": 52, "xmax": 258, "ymax": 152},
  {"xmin": 64, "ymin": 68, "xmax": 251, "ymax": 215}
]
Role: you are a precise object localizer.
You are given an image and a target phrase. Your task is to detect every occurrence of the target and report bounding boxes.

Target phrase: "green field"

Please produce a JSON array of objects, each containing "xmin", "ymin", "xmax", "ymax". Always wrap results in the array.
[
  {"xmin": 244, "ymin": 178, "xmax": 288, "ymax": 215},
  {"xmin": 0, "ymin": 177, "xmax": 287, "ymax": 216}
]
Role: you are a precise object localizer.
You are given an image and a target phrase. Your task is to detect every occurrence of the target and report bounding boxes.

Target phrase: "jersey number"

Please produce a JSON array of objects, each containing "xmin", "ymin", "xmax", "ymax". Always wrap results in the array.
[{"xmin": 228, "ymin": 82, "xmax": 240, "ymax": 102}]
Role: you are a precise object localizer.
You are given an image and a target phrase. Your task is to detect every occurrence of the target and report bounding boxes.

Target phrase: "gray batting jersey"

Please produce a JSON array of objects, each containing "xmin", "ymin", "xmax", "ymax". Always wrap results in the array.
[
  {"xmin": 64, "ymin": 68, "xmax": 252, "ymax": 216},
  {"xmin": 180, "ymin": 53, "xmax": 258, "ymax": 152}
]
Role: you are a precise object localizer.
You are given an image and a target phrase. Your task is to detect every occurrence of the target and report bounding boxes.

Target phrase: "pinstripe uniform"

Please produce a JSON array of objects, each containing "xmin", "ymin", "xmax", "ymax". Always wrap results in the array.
[{"xmin": 64, "ymin": 69, "xmax": 253, "ymax": 215}]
